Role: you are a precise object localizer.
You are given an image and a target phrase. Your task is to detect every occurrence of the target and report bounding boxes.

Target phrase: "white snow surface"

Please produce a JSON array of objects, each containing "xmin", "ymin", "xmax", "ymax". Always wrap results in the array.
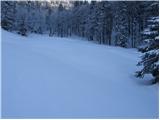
[{"xmin": 2, "ymin": 29, "xmax": 159, "ymax": 118}]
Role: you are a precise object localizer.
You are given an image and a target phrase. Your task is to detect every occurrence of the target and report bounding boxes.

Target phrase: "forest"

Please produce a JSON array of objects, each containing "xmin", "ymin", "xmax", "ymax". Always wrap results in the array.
[{"xmin": 1, "ymin": 0, "xmax": 159, "ymax": 83}]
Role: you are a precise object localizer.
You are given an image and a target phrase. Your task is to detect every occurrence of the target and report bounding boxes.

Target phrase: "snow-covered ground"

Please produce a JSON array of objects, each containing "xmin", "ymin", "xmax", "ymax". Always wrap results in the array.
[{"xmin": 2, "ymin": 29, "xmax": 159, "ymax": 118}]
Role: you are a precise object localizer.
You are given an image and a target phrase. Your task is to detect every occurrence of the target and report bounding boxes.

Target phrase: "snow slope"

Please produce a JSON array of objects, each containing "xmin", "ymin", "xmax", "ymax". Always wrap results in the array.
[{"xmin": 2, "ymin": 29, "xmax": 159, "ymax": 118}]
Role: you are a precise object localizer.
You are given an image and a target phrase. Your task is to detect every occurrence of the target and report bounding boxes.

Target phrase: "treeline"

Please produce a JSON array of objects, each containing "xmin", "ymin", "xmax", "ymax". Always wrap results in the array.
[{"xmin": 1, "ymin": 1, "xmax": 158, "ymax": 48}]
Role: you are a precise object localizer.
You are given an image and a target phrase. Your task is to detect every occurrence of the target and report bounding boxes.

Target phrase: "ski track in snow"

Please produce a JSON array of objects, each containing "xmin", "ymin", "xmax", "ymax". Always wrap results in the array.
[{"xmin": 1, "ymin": 29, "xmax": 159, "ymax": 118}]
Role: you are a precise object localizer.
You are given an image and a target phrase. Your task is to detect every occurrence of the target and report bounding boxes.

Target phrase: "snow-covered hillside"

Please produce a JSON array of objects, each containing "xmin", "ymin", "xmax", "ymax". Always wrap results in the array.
[{"xmin": 2, "ymin": 29, "xmax": 159, "ymax": 118}]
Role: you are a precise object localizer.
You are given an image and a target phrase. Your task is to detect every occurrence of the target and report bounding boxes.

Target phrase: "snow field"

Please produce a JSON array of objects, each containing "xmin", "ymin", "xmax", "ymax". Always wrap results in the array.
[{"xmin": 1, "ymin": 29, "xmax": 159, "ymax": 118}]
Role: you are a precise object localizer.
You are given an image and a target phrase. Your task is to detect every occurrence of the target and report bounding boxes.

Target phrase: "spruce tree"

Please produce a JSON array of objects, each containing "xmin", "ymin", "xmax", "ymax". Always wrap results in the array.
[
  {"xmin": 17, "ymin": 16, "xmax": 27, "ymax": 36},
  {"xmin": 136, "ymin": 16, "xmax": 159, "ymax": 84},
  {"xmin": 113, "ymin": 1, "xmax": 128, "ymax": 47},
  {"xmin": 1, "ymin": 1, "xmax": 15, "ymax": 31}
]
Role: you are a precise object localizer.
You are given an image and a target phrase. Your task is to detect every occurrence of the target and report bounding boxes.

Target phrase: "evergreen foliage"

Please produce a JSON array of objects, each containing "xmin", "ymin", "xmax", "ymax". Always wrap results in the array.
[{"xmin": 136, "ymin": 16, "xmax": 159, "ymax": 84}]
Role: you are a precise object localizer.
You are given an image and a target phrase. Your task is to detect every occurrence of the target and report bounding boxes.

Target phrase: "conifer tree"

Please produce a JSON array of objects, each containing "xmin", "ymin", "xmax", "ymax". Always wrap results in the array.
[
  {"xmin": 17, "ymin": 16, "xmax": 27, "ymax": 36},
  {"xmin": 136, "ymin": 16, "xmax": 159, "ymax": 84},
  {"xmin": 1, "ymin": 1, "xmax": 16, "ymax": 31}
]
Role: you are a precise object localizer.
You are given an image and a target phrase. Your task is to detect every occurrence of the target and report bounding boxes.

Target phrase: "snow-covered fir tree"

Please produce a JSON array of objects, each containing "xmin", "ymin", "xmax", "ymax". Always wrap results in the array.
[
  {"xmin": 136, "ymin": 16, "xmax": 159, "ymax": 84},
  {"xmin": 1, "ymin": 1, "xmax": 16, "ymax": 31},
  {"xmin": 17, "ymin": 17, "xmax": 27, "ymax": 36}
]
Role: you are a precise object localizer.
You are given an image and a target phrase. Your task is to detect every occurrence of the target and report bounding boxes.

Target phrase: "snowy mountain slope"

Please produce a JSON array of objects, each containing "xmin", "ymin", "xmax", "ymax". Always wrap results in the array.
[{"xmin": 1, "ymin": 29, "xmax": 159, "ymax": 118}]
